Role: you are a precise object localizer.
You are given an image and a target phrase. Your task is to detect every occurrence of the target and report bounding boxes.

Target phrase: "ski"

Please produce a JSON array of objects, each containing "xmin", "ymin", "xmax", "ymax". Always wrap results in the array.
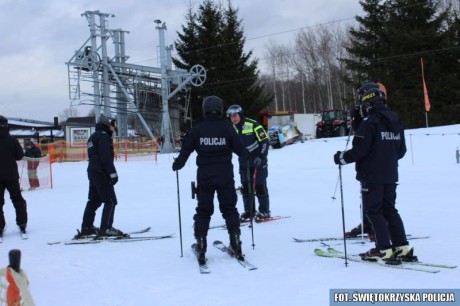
[
  {"xmin": 254, "ymin": 215, "xmax": 291, "ymax": 224},
  {"xmin": 294, "ymin": 236, "xmax": 370, "ymax": 243},
  {"xmin": 63, "ymin": 234, "xmax": 174, "ymax": 245},
  {"xmin": 191, "ymin": 243, "xmax": 210, "ymax": 274},
  {"xmin": 314, "ymin": 248, "xmax": 440, "ymax": 273},
  {"xmin": 213, "ymin": 240, "xmax": 257, "ymax": 270},
  {"xmin": 47, "ymin": 227, "xmax": 153, "ymax": 245},
  {"xmin": 127, "ymin": 227, "xmax": 152, "ymax": 235},
  {"xmin": 105, "ymin": 234, "xmax": 174, "ymax": 243},
  {"xmin": 210, "ymin": 216, "xmax": 290, "ymax": 230},
  {"xmin": 327, "ymin": 247, "xmax": 457, "ymax": 270},
  {"xmin": 294, "ymin": 234, "xmax": 429, "ymax": 243}
]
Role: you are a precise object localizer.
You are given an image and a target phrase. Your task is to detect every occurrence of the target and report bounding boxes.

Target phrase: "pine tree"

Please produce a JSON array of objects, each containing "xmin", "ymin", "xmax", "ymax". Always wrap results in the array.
[
  {"xmin": 346, "ymin": 0, "xmax": 460, "ymax": 128},
  {"xmin": 219, "ymin": 1, "xmax": 271, "ymax": 116},
  {"xmin": 345, "ymin": 0, "xmax": 388, "ymax": 82},
  {"xmin": 173, "ymin": 0, "xmax": 271, "ymax": 122}
]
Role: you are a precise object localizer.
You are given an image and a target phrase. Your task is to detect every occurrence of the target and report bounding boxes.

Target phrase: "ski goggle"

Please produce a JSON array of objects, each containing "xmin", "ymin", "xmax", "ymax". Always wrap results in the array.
[{"xmin": 226, "ymin": 107, "xmax": 242, "ymax": 118}]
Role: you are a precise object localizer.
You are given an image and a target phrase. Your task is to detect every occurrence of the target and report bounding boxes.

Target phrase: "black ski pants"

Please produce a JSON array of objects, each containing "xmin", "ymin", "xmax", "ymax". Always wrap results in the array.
[
  {"xmin": 0, "ymin": 179, "xmax": 28, "ymax": 231},
  {"xmin": 240, "ymin": 165, "xmax": 270, "ymax": 213},
  {"xmin": 193, "ymin": 165, "xmax": 240, "ymax": 237},
  {"xmin": 82, "ymin": 171, "xmax": 118, "ymax": 232},
  {"xmin": 362, "ymin": 182, "xmax": 408, "ymax": 250}
]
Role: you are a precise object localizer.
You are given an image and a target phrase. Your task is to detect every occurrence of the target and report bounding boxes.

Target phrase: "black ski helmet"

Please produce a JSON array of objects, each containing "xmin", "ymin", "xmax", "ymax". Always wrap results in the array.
[
  {"xmin": 357, "ymin": 82, "xmax": 379, "ymax": 101},
  {"xmin": 358, "ymin": 81, "xmax": 387, "ymax": 104},
  {"xmin": 360, "ymin": 87, "xmax": 386, "ymax": 115},
  {"xmin": 0, "ymin": 115, "xmax": 8, "ymax": 127},
  {"xmin": 98, "ymin": 114, "xmax": 115, "ymax": 128},
  {"xmin": 226, "ymin": 104, "xmax": 243, "ymax": 118},
  {"xmin": 202, "ymin": 95, "xmax": 223, "ymax": 117}
]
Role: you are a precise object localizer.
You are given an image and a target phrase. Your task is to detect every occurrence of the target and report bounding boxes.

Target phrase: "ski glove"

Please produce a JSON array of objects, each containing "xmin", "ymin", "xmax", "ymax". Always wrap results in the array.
[
  {"xmin": 253, "ymin": 156, "xmax": 263, "ymax": 168},
  {"xmin": 350, "ymin": 105, "xmax": 363, "ymax": 132},
  {"xmin": 109, "ymin": 173, "xmax": 119, "ymax": 185},
  {"xmin": 172, "ymin": 161, "xmax": 180, "ymax": 171},
  {"xmin": 333, "ymin": 151, "xmax": 347, "ymax": 165}
]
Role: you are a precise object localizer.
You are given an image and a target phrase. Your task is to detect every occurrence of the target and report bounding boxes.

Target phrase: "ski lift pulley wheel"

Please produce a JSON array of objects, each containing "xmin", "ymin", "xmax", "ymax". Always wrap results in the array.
[
  {"xmin": 84, "ymin": 51, "xmax": 101, "ymax": 72},
  {"xmin": 190, "ymin": 64, "xmax": 206, "ymax": 87}
]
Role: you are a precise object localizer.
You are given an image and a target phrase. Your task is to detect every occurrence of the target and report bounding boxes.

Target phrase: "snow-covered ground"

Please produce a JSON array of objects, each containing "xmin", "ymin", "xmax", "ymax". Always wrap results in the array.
[{"xmin": 1, "ymin": 124, "xmax": 459, "ymax": 306}]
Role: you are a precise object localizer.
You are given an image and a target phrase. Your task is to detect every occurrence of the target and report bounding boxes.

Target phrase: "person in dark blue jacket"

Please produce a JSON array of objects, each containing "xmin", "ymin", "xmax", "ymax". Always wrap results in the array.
[
  {"xmin": 334, "ymin": 87, "xmax": 416, "ymax": 263},
  {"xmin": 172, "ymin": 96, "xmax": 248, "ymax": 264},
  {"xmin": 345, "ymin": 81, "xmax": 385, "ymax": 240},
  {"xmin": 226, "ymin": 105, "xmax": 270, "ymax": 222},
  {"xmin": 0, "ymin": 116, "xmax": 28, "ymax": 237},
  {"xmin": 77, "ymin": 115, "xmax": 124, "ymax": 238}
]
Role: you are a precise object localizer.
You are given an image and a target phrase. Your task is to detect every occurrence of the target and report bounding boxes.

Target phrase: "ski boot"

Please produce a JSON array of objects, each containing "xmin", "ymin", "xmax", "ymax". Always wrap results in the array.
[
  {"xmin": 19, "ymin": 224, "xmax": 27, "ymax": 235},
  {"xmin": 194, "ymin": 235, "xmax": 207, "ymax": 265},
  {"xmin": 98, "ymin": 227, "xmax": 129, "ymax": 238},
  {"xmin": 240, "ymin": 211, "xmax": 252, "ymax": 222},
  {"xmin": 359, "ymin": 247, "xmax": 401, "ymax": 265},
  {"xmin": 255, "ymin": 211, "xmax": 271, "ymax": 222},
  {"xmin": 345, "ymin": 223, "xmax": 372, "ymax": 238},
  {"xmin": 395, "ymin": 245, "xmax": 418, "ymax": 262},
  {"xmin": 228, "ymin": 227, "xmax": 244, "ymax": 261}
]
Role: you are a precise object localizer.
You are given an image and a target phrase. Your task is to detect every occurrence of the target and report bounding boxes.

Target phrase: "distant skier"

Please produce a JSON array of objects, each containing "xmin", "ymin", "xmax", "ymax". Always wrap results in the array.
[
  {"xmin": 226, "ymin": 105, "xmax": 271, "ymax": 222},
  {"xmin": 24, "ymin": 140, "xmax": 42, "ymax": 190},
  {"xmin": 0, "ymin": 116, "xmax": 28, "ymax": 237},
  {"xmin": 333, "ymin": 85, "xmax": 416, "ymax": 262},
  {"xmin": 172, "ymin": 96, "xmax": 248, "ymax": 265}
]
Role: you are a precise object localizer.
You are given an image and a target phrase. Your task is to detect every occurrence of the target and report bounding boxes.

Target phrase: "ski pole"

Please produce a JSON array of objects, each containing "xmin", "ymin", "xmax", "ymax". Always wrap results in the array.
[
  {"xmin": 360, "ymin": 186, "xmax": 365, "ymax": 243},
  {"xmin": 331, "ymin": 128, "xmax": 353, "ymax": 201},
  {"xmin": 19, "ymin": 159, "xmax": 26, "ymax": 190},
  {"xmin": 250, "ymin": 167, "xmax": 257, "ymax": 250},
  {"xmin": 246, "ymin": 160, "xmax": 255, "ymax": 249},
  {"xmin": 175, "ymin": 169, "xmax": 183, "ymax": 257},
  {"xmin": 8, "ymin": 249, "xmax": 21, "ymax": 273},
  {"xmin": 338, "ymin": 164, "xmax": 348, "ymax": 267}
]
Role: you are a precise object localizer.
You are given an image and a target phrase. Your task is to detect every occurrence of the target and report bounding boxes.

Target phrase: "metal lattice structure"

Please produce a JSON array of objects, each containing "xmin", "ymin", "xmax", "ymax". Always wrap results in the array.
[{"xmin": 65, "ymin": 10, "xmax": 206, "ymax": 152}]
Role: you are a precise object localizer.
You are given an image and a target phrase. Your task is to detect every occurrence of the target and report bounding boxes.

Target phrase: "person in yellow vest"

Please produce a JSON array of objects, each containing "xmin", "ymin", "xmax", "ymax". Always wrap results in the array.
[{"xmin": 226, "ymin": 105, "xmax": 271, "ymax": 222}]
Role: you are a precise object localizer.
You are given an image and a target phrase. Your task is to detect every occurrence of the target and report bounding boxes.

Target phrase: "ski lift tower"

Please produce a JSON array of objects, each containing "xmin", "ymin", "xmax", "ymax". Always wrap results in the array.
[
  {"xmin": 155, "ymin": 20, "xmax": 207, "ymax": 152},
  {"xmin": 65, "ymin": 11, "xmax": 207, "ymax": 153}
]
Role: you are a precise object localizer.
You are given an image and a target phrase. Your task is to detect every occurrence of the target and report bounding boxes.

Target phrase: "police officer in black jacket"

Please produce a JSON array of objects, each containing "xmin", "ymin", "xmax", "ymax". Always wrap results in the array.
[
  {"xmin": 78, "ymin": 115, "xmax": 124, "ymax": 238},
  {"xmin": 172, "ymin": 96, "xmax": 247, "ymax": 264},
  {"xmin": 345, "ymin": 81, "xmax": 387, "ymax": 239},
  {"xmin": 0, "ymin": 116, "xmax": 28, "ymax": 237},
  {"xmin": 334, "ymin": 87, "xmax": 416, "ymax": 263}
]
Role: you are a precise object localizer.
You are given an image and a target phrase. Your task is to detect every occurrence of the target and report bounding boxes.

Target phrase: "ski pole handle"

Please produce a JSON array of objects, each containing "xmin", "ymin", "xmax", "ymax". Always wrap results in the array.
[{"xmin": 9, "ymin": 249, "xmax": 21, "ymax": 273}]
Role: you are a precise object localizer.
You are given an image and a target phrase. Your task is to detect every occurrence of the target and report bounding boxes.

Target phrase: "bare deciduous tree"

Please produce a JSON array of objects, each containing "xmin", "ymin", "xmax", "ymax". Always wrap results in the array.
[{"xmin": 59, "ymin": 107, "xmax": 79, "ymax": 123}]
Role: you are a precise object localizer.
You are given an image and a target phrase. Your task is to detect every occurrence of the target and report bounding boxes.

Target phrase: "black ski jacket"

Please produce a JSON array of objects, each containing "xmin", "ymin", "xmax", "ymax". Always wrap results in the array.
[
  {"xmin": 0, "ymin": 126, "xmax": 24, "ymax": 180},
  {"xmin": 343, "ymin": 106, "xmax": 406, "ymax": 184},
  {"xmin": 174, "ymin": 114, "xmax": 247, "ymax": 184},
  {"xmin": 87, "ymin": 123, "xmax": 117, "ymax": 176}
]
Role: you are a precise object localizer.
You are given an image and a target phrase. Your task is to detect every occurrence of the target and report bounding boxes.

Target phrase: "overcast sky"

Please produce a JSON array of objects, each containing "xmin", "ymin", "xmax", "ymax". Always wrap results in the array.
[{"xmin": 0, "ymin": 0, "xmax": 363, "ymax": 122}]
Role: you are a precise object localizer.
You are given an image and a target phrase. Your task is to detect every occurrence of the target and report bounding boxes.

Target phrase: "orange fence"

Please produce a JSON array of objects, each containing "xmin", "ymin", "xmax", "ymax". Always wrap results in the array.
[{"xmin": 41, "ymin": 139, "xmax": 160, "ymax": 163}]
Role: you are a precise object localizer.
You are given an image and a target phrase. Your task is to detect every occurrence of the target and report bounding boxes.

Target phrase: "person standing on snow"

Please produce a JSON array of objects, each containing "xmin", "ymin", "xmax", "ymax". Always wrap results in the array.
[
  {"xmin": 226, "ymin": 105, "xmax": 271, "ymax": 222},
  {"xmin": 333, "ymin": 86, "xmax": 416, "ymax": 263},
  {"xmin": 24, "ymin": 140, "xmax": 42, "ymax": 190},
  {"xmin": 77, "ymin": 115, "xmax": 125, "ymax": 238},
  {"xmin": 0, "ymin": 116, "xmax": 28, "ymax": 238},
  {"xmin": 172, "ymin": 96, "xmax": 248, "ymax": 265},
  {"xmin": 345, "ymin": 81, "xmax": 388, "ymax": 241}
]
